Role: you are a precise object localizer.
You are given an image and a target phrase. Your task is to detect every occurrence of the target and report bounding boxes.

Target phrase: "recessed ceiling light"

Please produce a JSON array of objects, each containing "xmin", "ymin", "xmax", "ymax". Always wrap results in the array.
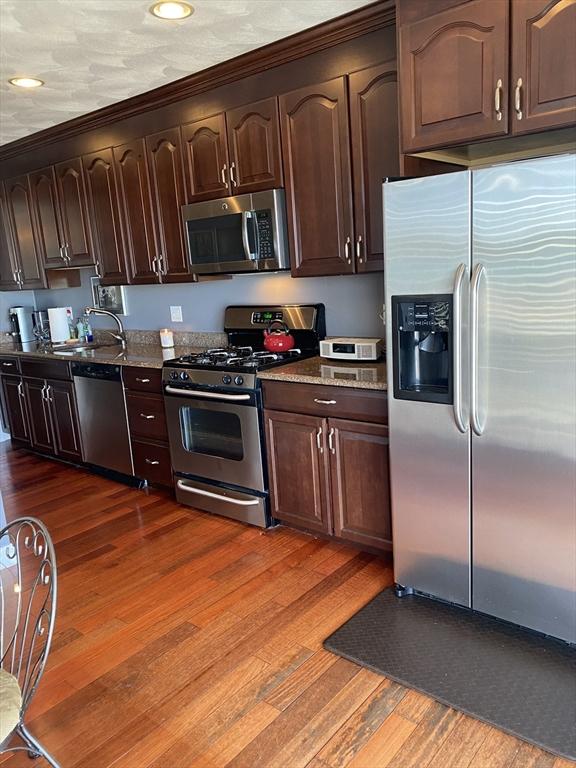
[
  {"xmin": 9, "ymin": 77, "xmax": 45, "ymax": 89},
  {"xmin": 150, "ymin": 1, "xmax": 194, "ymax": 20}
]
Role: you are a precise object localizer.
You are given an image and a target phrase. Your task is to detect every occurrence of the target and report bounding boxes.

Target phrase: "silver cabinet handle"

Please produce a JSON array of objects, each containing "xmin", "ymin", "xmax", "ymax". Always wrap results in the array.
[
  {"xmin": 12, "ymin": 271, "xmax": 18, "ymax": 285},
  {"xmin": 165, "ymin": 386, "xmax": 250, "ymax": 401},
  {"xmin": 17, "ymin": 382, "xmax": 24, "ymax": 398},
  {"xmin": 356, "ymin": 235, "xmax": 363, "ymax": 263},
  {"xmin": 344, "ymin": 236, "xmax": 352, "ymax": 264},
  {"xmin": 151, "ymin": 256, "xmax": 159, "ymax": 276},
  {"xmin": 221, "ymin": 165, "xmax": 227, "ymax": 186},
  {"xmin": 161, "ymin": 254, "xmax": 168, "ymax": 276},
  {"xmin": 2, "ymin": 362, "xmax": 14, "ymax": 367},
  {"xmin": 40, "ymin": 384, "xmax": 47, "ymax": 402},
  {"xmin": 230, "ymin": 161, "xmax": 237, "ymax": 187},
  {"xmin": 316, "ymin": 426, "xmax": 323, "ymax": 454},
  {"xmin": 313, "ymin": 398, "xmax": 336, "ymax": 405},
  {"xmin": 17, "ymin": 269, "xmax": 23, "ymax": 286},
  {"xmin": 94, "ymin": 260, "xmax": 102, "ymax": 278},
  {"xmin": 328, "ymin": 427, "xmax": 335, "ymax": 454},
  {"xmin": 145, "ymin": 459, "xmax": 160, "ymax": 465},
  {"xmin": 59, "ymin": 245, "xmax": 65, "ymax": 261},
  {"xmin": 135, "ymin": 378, "xmax": 151, "ymax": 383},
  {"xmin": 452, "ymin": 263, "xmax": 468, "ymax": 434},
  {"xmin": 514, "ymin": 77, "xmax": 523, "ymax": 120},
  {"xmin": 470, "ymin": 262, "xmax": 486, "ymax": 436},
  {"xmin": 177, "ymin": 480, "xmax": 259, "ymax": 506},
  {"xmin": 46, "ymin": 384, "xmax": 52, "ymax": 403},
  {"xmin": 139, "ymin": 413, "xmax": 155, "ymax": 420},
  {"xmin": 494, "ymin": 78, "xmax": 503, "ymax": 121}
]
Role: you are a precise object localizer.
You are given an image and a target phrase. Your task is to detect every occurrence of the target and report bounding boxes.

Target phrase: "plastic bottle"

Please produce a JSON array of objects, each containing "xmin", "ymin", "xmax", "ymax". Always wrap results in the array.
[{"xmin": 76, "ymin": 318, "xmax": 86, "ymax": 342}]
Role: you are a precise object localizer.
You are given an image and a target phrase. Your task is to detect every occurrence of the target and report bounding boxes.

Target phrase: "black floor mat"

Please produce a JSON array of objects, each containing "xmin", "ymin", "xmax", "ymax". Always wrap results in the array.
[{"xmin": 324, "ymin": 588, "xmax": 576, "ymax": 760}]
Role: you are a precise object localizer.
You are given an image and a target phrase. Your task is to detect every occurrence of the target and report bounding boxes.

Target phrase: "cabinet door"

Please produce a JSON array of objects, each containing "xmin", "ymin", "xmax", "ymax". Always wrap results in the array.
[
  {"xmin": 265, "ymin": 409, "xmax": 331, "ymax": 533},
  {"xmin": 349, "ymin": 62, "xmax": 399, "ymax": 273},
  {"xmin": 280, "ymin": 78, "xmax": 355, "ymax": 277},
  {"xmin": 83, "ymin": 148, "xmax": 128, "ymax": 284},
  {"xmin": 399, "ymin": 0, "xmax": 510, "ymax": 151},
  {"xmin": 0, "ymin": 185, "xmax": 18, "ymax": 290},
  {"xmin": 3, "ymin": 176, "xmax": 45, "ymax": 289},
  {"xmin": 28, "ymin": 167, "xmax": 64, "ymax": 269},
  {"xmin": 1, "ymin": 376, "xmax": 30, "ymax": 444},
  {"xmin": 113, "ymin": 139, "xmax": 158, "ymax": 284},
  {"xmin": 226, "ymin": 98, "xmax": 283, "ymax": 193},
  {"xmin": 182, "ymin": 114, "xmax": 230, "ymax": 202},
  {"xmin": 47, "ymin": 379, "xmax": 83, "ymax": 461},
  {"xmin": 54, "ymin": 158, "xmax": 93, "ymax": 266},
  {"xmin": 511, "ymin": 0, "xmax": 576, "ymax": 133},
  {"xmin": 23, "ymin": 378, "xmax": 54, "ymax": 454},
  {"xmin": 145, "ymin": 128, "xmax": 190, "ymax": 282},
  {"xmin": 330, "ymin": 418, "xmax": 392, "ymax": 551}
]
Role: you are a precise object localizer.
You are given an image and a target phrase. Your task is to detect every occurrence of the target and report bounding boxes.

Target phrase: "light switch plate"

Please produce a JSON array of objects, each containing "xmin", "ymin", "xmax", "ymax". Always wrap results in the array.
[{"xmin": 170, "ymin": 306, "xmax": 183, "ymax": 323}]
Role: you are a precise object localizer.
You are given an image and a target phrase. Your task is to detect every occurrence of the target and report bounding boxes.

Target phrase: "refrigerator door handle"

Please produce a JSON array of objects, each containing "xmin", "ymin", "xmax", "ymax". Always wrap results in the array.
[
  {"xmin": 470, "ymin": 262, "xmax": 486, "ymax": 436},
  {"xmin": 453, "ymin": 263, "xmax": 468, "ymax": 433}
]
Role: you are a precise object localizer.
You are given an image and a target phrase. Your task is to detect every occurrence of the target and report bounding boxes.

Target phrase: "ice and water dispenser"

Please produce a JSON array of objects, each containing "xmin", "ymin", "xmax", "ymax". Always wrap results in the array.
[{"xmin": 391, "ymin": 295, "xmax": 453, "ymax": 404}]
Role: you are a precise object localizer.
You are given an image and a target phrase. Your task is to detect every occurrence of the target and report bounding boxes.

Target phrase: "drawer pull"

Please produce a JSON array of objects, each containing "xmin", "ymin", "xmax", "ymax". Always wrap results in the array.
[
  {"xmin": 328, "ymin": 427, "xmax": 336, "ymax": 454},
  {"xmin": 145, "ymin": 459, "xmax": 160, "ymax": 465},
  {"xmin": 139, "ymin": 413, "xmax": 155, "ymax": 420},
  {"xmin": 135, "ymin": 378, "xmax": 151, "ymax": 383},
  {"xmin": 2, "ymin": 362, "xmax": 14, "ymax": 367},
  {"xmin": 313, "ymin": 398, "xmax": 336, "ymax": 405}
]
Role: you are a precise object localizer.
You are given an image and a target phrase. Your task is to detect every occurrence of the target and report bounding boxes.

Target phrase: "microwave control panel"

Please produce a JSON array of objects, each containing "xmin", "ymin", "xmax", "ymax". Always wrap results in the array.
[{"xmin": 255, "ymin": 210, "xmax": 274, "ymax": 259}]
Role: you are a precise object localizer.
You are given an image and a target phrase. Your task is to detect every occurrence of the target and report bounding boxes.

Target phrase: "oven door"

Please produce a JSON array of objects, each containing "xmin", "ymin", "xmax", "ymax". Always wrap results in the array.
[
  {"xmin": 164, "ymin": 387, "xmax": 265, "ymax": 492},
  {"xmin": 182, "ymin": 194, "xmax": 259, "ymax": 275}
]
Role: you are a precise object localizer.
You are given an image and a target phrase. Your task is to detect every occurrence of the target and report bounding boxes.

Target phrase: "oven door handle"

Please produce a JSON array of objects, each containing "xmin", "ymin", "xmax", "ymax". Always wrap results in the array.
[
  {"xmin": 165, "ymin": 386, "xmax": 251, "ymax": 401},
  {"xmin": 241, "ymin": 211, "xmax": 258, "ymax": 261},
  {"xmin": 177, "ymin": 481, "xmax": 260, "ymax": 506}
]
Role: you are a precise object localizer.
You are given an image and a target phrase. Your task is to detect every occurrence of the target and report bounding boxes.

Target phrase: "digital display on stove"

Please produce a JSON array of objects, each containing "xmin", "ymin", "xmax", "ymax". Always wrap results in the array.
[{"xmin": 252, "ymin": 310, "xmax": 283, "ymax": 325}]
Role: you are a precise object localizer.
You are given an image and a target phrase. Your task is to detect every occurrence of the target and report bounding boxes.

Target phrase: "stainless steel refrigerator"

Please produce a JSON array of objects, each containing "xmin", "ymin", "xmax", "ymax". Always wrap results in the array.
[{"xmin": 383, "ymin": 154, "xmax": 576, "ymax": 644}]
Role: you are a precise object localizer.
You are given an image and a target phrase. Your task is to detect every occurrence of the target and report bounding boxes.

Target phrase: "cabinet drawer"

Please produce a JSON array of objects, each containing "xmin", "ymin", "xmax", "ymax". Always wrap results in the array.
[
  {"xmin": 126, "ymin": 392, "xmax": 168, "ymax": 441},
  {"xmin": 132, "ymin": 440, "xmax": 172, "ymax": 487},
  {"xmin": 20, "ymin": 358, "xmax": 70, "ymax": 381},
  {"xmin": 262, "ymin": 381, "xmax": 387, "ymax": 424},
  {"xmin": 123, "ymin": 366, "xmax": 163, "ymax": 394},
  {"xmin": 0, "ymin": 356, "xmax": 21, "ymax": 374}
]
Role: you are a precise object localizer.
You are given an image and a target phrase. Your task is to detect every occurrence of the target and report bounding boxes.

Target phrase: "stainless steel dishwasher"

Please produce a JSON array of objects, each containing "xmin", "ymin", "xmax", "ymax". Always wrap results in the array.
[{"xmin": 72, "ymin": 362, "xmax": 133, "ymax": 475}]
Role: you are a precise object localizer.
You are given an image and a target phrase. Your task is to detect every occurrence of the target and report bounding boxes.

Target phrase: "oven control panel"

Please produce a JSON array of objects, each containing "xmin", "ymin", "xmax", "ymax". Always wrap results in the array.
[{"xmin": 163, "ymin": 367, "xmax": 257, "ymax": 391}]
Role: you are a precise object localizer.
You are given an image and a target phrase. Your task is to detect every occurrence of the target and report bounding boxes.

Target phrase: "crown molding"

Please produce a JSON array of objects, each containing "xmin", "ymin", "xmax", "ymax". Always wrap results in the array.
[{"xmin": 0, "ymin": 1, "xmax": 394, "ymax": 162}]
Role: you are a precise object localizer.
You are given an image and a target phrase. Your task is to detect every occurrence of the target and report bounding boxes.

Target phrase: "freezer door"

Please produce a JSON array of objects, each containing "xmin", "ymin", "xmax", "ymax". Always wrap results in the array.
[
  {"xmin": 384, "ymin": 172, "xmax": 472, "ymax": 606},
  {"xmin": 472, "ymin": 154, "xmax": 576, "ymax": 643}
]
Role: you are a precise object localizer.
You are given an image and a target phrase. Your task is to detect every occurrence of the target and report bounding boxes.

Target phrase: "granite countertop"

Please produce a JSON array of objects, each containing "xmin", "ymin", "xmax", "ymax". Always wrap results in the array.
[{"xmin": 258, "ymin": 355, "xmax": 387, "ymax": 391}]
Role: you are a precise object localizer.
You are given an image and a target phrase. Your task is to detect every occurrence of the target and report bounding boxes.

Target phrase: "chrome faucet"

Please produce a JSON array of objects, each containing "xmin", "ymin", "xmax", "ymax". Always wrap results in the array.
[{"xmin": 84, "ymin": 307, "xmax": 127, "ymax": 349}]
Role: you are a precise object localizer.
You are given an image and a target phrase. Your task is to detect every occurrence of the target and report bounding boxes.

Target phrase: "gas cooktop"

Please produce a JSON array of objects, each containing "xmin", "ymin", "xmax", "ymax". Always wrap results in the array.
[{"xmin": 164, "ymin": 346, "xmax": 306, "ymax": 373}]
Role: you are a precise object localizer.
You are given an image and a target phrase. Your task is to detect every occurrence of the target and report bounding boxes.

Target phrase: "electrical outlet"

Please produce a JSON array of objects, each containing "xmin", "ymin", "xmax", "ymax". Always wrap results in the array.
[{"xmin": 170, "ymin": 306, "xmax": 183, "ymax": 323}]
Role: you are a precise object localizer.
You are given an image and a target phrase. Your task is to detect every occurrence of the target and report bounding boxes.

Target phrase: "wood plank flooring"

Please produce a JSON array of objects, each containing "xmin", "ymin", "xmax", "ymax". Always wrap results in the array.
[{"xmin": 0, "ymin": 444, "xmax": 572, "ymax": 768}]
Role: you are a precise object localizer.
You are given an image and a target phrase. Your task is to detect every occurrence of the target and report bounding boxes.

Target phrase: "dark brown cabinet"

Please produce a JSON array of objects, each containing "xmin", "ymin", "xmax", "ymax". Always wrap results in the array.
[
  {"xmin": 21, "ymin": 376, "xmax": 82, "ymax": 460},
  {"xmin": 23, "ymin": 378, "xmax": 53, "ymax": 454},
  {"xmin": 263, "ymin": 382, "xmax": 391, "ymax": 550},
  {"xmin": 1, "ymin": 375, "xmax": 30, "ymax": 444},
  {"xmin": 113, "ymin": 139, "xmax": 159, "ymax": 284},
  {"xmin": 0, "ymin": 186, "xmax": 18, "ymax": 289},
  {"xmin": 280, "ymin": 77, "xmax": 354, "ymax": 277},
  {"xmin": 28, "ymin": 167, "xmax": 63, "ymax": 269},
  {"xmin": 182, "ymin": 98, "xmax": 283, "ymax": 202},
  {"xmin": 83, "ymin": 148, "xmax": 128, "ymax": 284},
  {"xmin": 3, "ymin": 176, "xmax": 46, "ymax": 289},
  {"xmin": 53, "ymin": 158, "xmax": 93, "ymax": 266},
  {"xmin": 399, "ymin": 0, "xmax": 510, "ymax": 152},
  {"xmin": 511, "ymin": 0, "xmax": 576, "ymax": 133},
  {"xmin": 145, "ymin": 128, "xmax": 190, "ymax": 283},
  {"xmin": 349, "ymin": 61, "xmax": 399, "ymax": 272}
]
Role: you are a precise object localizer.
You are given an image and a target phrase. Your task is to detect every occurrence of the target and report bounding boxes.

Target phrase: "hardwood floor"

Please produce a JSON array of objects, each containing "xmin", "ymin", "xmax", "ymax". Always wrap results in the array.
[{"xmin": 0, "ymin": 444, "xmax": 572, "ymax": 768}]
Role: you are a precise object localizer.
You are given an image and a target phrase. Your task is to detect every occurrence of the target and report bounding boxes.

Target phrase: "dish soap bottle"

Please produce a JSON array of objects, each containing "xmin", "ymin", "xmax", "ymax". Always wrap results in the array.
[
  {"xmin": 83, "ymin": 315, "xmax": 94, "ymax": 343},
  {"xmin": 76, "ymin": 317, "xmax": 86, "ymax": 342}
]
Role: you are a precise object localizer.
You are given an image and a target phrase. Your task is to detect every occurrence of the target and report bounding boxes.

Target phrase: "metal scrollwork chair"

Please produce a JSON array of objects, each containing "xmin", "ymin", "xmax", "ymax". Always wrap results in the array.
[{"xmin": 0, "ymin": 517, "xmax": 60, "ymax": 767}]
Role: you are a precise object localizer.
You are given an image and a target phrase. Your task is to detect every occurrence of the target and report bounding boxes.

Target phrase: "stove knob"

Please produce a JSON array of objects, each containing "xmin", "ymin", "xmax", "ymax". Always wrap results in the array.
[
  {"xmin": 169, "ymin": 371, "xmax": 178, "ymax": 380},
  {"xmin": 234, "ymin": 376, "xmax": 244, "ymax": 386},
  {"xmin": 179, "ymin": 371, "xmax": 190, "ymax": 381},
  {"xmin": 222, "ymin": 375, "xmax": 232, "ymax": 385}
]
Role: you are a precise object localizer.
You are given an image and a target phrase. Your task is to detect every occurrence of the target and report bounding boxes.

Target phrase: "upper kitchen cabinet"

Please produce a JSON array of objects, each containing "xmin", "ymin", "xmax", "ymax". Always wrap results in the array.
[
  {"xmin": 226, "ymin": 98, "xmax": 283, "ymax": 193},
  {"xmin": 83, "ymin": 148, "xmax": 128, "ymax": 285},
  {"xmin": 145, "ymin": 127, "xmax": 191, "ymax": 283},
  {"xmin": 113, "ymin": 139, "xmax": 159, "ymax": 284},
  {"xmin": 349, "ymin": 61, "xmax": 399, "ymax": 273},
  {"xmin": 182, "ymin": 98, "xmax": 283, "ymax": 202},
  {"xmin": 53, "ymin": 158, "xmax": 94, "ymax": 266},
  {"xmin": 398, "ymin": 0, "xmax": 510, "ymax": 151},
  {"xmin": 182, "ymin": 114, "xmax": 230, "ymax": 202},
  {"xmin": 511, "ymin": 0, "xmax": 576, "ymax": 133},
  {"xmin": 0, "ymin": 186, "xmax": 18, "ymax": 290},
  {"xmin": 280, "ymin": 77, "xmax": 355, "ymax": 277},
  {"xmin": 28, "ymin": 168, "xmax": 63, "ymax": 270},
  {"xmin": 3, "ymin": 176, "xmax": 46, "ymax": 289}
]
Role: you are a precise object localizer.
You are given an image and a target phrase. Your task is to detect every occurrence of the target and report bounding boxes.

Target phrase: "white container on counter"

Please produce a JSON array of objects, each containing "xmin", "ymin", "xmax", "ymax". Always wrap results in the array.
[
  {"xmin": 159, "ymin": 328, "xmax": 174, "ymax": 348},
  {"xmin": 47, "ymin": 307, "xmax": 72, "ymax": 343}
]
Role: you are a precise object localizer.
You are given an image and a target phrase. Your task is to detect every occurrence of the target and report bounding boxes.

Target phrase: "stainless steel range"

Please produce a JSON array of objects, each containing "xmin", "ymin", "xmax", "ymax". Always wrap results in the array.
[{"xmin": 163, "ymin": 304, "xmax": 325, "ymax": 527}]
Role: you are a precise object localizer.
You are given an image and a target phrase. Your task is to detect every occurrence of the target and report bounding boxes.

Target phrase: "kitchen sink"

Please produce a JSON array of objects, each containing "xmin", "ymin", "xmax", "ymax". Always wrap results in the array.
[{"xmin": 50, "ymin": 341, "xmax": 118, "ymax": 354}]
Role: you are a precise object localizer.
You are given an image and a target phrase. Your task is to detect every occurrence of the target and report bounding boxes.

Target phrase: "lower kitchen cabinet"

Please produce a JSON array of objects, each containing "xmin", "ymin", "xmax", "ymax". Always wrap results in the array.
[
  {"xmin": 23, "ymin": 378, "xmax": 53, "ymax": 454},
  {"xmin": 264, "ymin": 387, "xmax": 392, "ymax": 550},
  {"xmin": 22, "ymin": 377, "xmax": 83, "ymax": 461},
  {"xmin": 1, "ymin": 374, "xmax": 30, "ymax": 445}
]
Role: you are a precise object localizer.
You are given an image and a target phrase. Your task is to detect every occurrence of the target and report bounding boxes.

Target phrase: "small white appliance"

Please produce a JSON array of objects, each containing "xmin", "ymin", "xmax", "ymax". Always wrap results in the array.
[{"xmin": 319, "ymin": 337, "xmax": 384, "ymax": 361}]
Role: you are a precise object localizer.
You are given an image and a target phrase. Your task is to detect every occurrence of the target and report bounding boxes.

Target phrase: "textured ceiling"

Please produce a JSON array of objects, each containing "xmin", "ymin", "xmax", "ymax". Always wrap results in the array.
[{"xmin": 0, "ymin": 0, "xmax": 370, "ymax": 146}]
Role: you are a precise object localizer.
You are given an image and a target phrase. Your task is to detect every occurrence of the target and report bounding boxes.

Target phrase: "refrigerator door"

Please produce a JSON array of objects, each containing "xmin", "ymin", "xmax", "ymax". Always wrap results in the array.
[
  {"xmin": 472, "ymin": 154, "xmax": 576, "ymax": 643},
  {"xmin": 384, "ymin": 172, "xmax": 472, "ymax": 606}
]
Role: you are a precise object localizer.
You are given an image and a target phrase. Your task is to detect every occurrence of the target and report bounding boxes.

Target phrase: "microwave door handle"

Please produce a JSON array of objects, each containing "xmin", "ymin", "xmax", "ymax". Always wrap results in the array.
[{"xmin": 241, "ymin": 211, "xmax": 257, "ymax": 261}]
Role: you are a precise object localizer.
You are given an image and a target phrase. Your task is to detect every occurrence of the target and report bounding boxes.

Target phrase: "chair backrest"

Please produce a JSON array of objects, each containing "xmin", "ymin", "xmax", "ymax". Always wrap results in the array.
[{"xmin": 0, "ymin": 517, "xmax": 57, "ymax": 713}]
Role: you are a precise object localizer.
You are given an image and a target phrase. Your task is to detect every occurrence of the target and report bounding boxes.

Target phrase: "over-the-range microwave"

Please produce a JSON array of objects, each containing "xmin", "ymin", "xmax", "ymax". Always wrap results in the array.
[{"xmin": 181, "ymin": 189, "xmax": 290, "ymax": 275}]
